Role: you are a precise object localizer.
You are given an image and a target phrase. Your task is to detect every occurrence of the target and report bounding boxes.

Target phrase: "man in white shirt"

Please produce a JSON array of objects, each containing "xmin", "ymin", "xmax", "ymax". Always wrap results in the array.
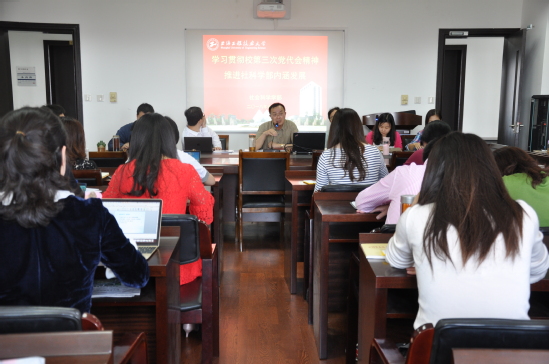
[
  {"xmin": 166, "ymin": 116, "xmax": 215, "ymax": 186},
  {"xmin": 182, "ymin": 107, "xmax": 222, "ymax": 150}
]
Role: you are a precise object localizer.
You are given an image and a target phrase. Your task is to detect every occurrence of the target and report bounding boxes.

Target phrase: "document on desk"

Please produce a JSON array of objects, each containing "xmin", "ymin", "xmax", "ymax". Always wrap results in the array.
[
  {"xmin": 92, "ymin": 279, "xmax": 141, "ymax": 298},
  {"xmin": 0, "ymin": 358, "xmax": 45, "ymax": 364},
  {"xmin": 361, "ymin": 243, "xmax": 388, "ymax": 259}
]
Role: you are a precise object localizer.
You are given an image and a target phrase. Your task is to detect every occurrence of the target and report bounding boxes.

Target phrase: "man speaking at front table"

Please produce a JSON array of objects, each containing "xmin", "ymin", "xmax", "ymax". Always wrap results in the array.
[{"xmin": 255, "ymin": 103, "xmax": 299, "ymax": 151}]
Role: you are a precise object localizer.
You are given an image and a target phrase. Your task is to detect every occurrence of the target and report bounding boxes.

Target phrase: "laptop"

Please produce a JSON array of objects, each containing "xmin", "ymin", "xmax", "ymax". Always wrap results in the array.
[
  {"xmin": 292, "ymin": 132, "xmax": 326, "ymax": 154},
  {"xmin": 184, "ymin": 150, "xmax": 201, "ymax": 162},
  {"xmin": 102, "ymin": 199, "xmax": 163, "ymax": 259},
  {"xmin": 184, "ymin": 137, "xmax": 213, "ymax": 153}
]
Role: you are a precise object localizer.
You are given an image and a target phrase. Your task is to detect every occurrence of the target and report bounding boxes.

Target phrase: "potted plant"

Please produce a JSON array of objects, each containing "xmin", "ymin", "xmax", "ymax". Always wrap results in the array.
[{"xmin": 97, "ymin": 140, "xmax": 106, "ymax": 152}]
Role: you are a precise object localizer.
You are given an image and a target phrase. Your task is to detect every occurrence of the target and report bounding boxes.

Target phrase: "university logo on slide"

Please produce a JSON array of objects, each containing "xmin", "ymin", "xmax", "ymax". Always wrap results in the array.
[{"xmin": 206, "ymin": 38, "xmax": 220, "ymax": 51}]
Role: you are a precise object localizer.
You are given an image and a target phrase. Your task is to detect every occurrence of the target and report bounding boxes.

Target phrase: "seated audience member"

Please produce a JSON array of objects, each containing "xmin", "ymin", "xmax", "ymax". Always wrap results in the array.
[
  {"xmin": 108, "ymin": 103, "xmax": 154, "ymax": 151},
  {"xmin": 255, "ymin": 103, "xmax": 299, "ymax": 151},
  {"xmin": 404, "ymin": 120, "xmax": 451, "ymax": 166},
  {"xmin": 181, "ymin": 107, "xmax": 222, "ymax": 150},
  {"xmin": 385, "ymin": 132, "xmax": 549, "ymax": 329},
  {"xmin": 104, "ymin": 113, "xmax": 214, "ymax": 285},
  {"xmin": 61, "ymin": 117, "xmax": 97, "ymax": 170},
  {"xmin": 165, "ymin": 116, "xmax": 215, "ymax": 186},
  {"xmin": 315, "ymin": 108, "xmax": 388, "ymax": 192},
  {"xmin": 42, "ymin": 104, "xmax": 66, "ymax": 117},
  {"xmin": 328, "ymin": 106, "xmax": 340, "ymax": 122},
  {"xmin": 0, "ymin": 107, "xmax": 149, "ymax": 313},
  {"xmin": 365, "ymin": 113, "xmax": 403, "ymax": 149},
  {"xmin": 405, "ymin": 109, "xmax": 442, "ymax": 151},
  {"xmin": 494, "ymin": 147, "xmax": 549, "ymax": 226},
  {"xmin": 354, "ymin": 142, "xmax": 437, "ymax": 223}
]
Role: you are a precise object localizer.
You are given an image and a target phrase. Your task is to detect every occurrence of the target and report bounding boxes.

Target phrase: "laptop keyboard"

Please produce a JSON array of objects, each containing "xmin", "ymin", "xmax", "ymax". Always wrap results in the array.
[{"xmin": 138, "ymin": 246, "xmax": 157, "ymax": 255}]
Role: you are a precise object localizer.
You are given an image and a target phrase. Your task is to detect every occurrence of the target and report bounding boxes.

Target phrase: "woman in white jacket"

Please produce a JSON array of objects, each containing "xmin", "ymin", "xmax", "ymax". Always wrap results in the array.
[{"xmin": 385, "ymin": 132, "xmax": 549, "ymax": 329}]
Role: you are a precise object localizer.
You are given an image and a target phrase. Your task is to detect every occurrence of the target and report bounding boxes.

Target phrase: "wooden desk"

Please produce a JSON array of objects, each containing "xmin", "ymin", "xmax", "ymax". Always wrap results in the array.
[
  {"xmin": 313, "ymin": 200, "xmax": 383, "ymax": 359},
  {"xmin": 211, "ymin": 173, "xmax": 224, "ymax": 282},
  {"xmin": 284, "ymin": 170, "xmax": 315, "ymax": 294},
  {"xmin": 92, "ymin": 236, "xmax": 180, "ymax": 364},
  {"xmin": 356, "ymin": 236, "xmax": 549, "ymax": 363},
  {"xmin": 356, "ymin": 243, "xmax": 416, "ymax": 363},
  {"xmin": 0, "ymin": 331, "xmax": 113, "ymax": 363}
]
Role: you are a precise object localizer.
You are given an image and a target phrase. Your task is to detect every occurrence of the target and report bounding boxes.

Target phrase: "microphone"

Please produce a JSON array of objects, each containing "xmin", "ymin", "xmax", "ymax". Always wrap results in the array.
[{"xmin": 274, "ymin": 122, "xmax": 279, "ymax": 128}]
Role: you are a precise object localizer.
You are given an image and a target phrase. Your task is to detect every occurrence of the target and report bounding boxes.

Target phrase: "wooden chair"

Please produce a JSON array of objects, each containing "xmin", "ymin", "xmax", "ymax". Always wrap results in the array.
[
  {"xmin": 401, "ymin": 134, "xmax": 416, "ymax": 148},
  {"xmin": 161, "ymin": 214, "xmax": 219, "ymax": 364},
  {"xmin": 218, "ymin": 134, "xmax": 229, "ymax": 150},
  {"xmin": 73, "ymin": 169, "xmax": 103, "ymax": 186},
  {"xmin": 370, "ymin": 318, "xmax": 549, "ymax": 364},
  {"xmin": 89, "ymin": 151, "xmax": 127, "ymax": 168},
  {"xmin": 388, "ymin": 151, "xmax": 414, "ymax": 171},
  {"xmin": 236, "ymin": 151, "xmax": 290, "ymax": 251},
  {"xmin": 0, "ymin": 306, "xmax": 148, "ymax": 364}
]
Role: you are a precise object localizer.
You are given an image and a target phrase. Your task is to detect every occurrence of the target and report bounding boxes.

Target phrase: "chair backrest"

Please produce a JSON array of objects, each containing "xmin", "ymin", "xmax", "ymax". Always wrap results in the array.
[
  {"xmin": 73, "ymin": 169, "xmax": 103, "ymax": 186},
  {"xmin": 429, "ymin": 318, "xmax": 549, "ymax": 364},
  {"xmin": 218, "ymin": 134, "xmax": 229, "ymax": 150},
  {"xmin": 390, "ymin": 151, "xmax": 414, "ymax": 170},
  {"xmin": 0, "ymin": 306, "xmax": 82, "ymax": 334},
  {"xmin": 401, "ymin": 134, "xmax": 416, "ymax": 147},
  {"xmin": 161, "ymin": 214, "xmax": 200, "ymax": 265},
  {"xmin": 320, "ymin": 184, "xmax": 370, "ymax": 193},
  {"xmin": 239, "ymin": 151, "xmax": 290, "ymax": 192}
]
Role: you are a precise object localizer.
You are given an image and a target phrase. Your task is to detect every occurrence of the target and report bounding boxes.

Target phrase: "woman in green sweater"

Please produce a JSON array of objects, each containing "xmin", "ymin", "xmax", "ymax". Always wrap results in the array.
[{"xmin": 494, "ymin": 147, "xmax": 549, "ymax": 227}]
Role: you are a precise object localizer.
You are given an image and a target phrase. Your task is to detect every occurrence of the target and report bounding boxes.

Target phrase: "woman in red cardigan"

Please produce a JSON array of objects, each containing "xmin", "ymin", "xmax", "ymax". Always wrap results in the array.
[{"xmin": 104, "ymin": 113, "xmax": 214, "ymax": 285}]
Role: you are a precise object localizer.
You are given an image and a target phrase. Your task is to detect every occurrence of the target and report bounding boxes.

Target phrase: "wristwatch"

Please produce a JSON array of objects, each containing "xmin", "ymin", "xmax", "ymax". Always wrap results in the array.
[{"xmin": 281, "ymin": 144, "xmax": 286, "ymax": 149}]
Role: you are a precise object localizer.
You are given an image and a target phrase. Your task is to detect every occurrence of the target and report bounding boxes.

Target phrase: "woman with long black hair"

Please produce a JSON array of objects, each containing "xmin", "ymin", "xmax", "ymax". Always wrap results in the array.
[
  {"xmin": 365, "ymin": 112, "xmax": 403, "ymax": 148},
  {"xmin": 385, "ymin": 132, "xmax": 549, "ymax": 329},
  {"xmin": 314, "ymin": 108, "xmax": 388, "ymax": 192},
  {"xmin": 0, "ymin": 107, "xmax": 149, "ymax": 313},
  {"xmin": 104, "ymin": 113, "xmax": 214, "ymax": 285}
]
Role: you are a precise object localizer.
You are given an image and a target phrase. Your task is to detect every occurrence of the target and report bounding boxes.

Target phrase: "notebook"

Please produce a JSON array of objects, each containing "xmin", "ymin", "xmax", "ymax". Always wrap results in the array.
[
  {"xmin": 292, "ymin": 132, "xmax": 326, "ymax": 154},
  {"xmin": 102, "ymin": 199, "xmax": 163, "ymax": 259},
  {"xmin": 184, "ymin": 137, "xmax": 213, "ymax": 153},
  {"xmin": 184, "ymin": 150, "xmax": 201, "ymax": 162}
]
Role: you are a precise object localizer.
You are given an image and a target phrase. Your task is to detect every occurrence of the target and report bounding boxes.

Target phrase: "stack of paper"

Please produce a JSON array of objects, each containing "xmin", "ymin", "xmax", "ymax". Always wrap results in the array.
[{"xmin": 361, "ymin": 243, "xmax": 388, "ymax": 259}]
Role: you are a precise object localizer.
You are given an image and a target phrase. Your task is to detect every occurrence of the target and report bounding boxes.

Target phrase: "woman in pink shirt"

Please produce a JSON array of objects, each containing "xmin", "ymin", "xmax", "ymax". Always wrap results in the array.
[{"xmin": 365, "ymin": 113, "xmax": 402, "ymax": 149}]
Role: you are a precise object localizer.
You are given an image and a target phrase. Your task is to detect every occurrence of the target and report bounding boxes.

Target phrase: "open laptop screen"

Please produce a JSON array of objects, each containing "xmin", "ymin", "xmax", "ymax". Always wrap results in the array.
[
  {"xmin": 292, "ymin": 132, "xmax": 326, "ymax": 154},
  {"xmin": 184, "ymin": 150, "xmax": 201, "ymax": 162},
  {"xmin": 102, "ymin": 199, "xmax": 162, "ymax": 244},
  {"xmin": 184, "ymin": 137, "xmax": 213, "ymax": 153}
]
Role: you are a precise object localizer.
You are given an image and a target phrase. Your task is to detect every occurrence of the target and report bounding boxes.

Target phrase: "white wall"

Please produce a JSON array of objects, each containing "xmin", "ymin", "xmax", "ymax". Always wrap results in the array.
[
  {"xmin": 0, "ymin": 0, "xmax": 523, "ymax": 150},
  {"xmin": 446, "ymin": 37, "xmax": 504, "ymax": 139},
  {"xmin": 8, "ymin": 31, "xmax": 72, "ymax": 109}
]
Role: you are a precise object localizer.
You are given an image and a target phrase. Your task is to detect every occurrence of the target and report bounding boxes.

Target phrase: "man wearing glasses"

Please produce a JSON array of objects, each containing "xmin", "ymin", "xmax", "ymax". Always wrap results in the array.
[
  {"xmin": 255, "ymin": 103, "xmax": 299, "ymax": 151},
  {"xmin": 182, "ymin": 106, "xmax": 222, "ymax": 150}
]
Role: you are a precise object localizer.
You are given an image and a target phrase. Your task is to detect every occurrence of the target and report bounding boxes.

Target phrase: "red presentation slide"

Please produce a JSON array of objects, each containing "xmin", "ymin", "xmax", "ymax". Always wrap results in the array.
[{"xmin": 203, "ymin": 35, "xmax": 328, "ymax": 126}]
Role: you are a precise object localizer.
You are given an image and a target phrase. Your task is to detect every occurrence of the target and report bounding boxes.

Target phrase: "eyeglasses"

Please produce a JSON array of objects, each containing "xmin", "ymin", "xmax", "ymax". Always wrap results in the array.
[{"xmin": 270, "ymin": 112, "xmax": 285, "ymax": 117}]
